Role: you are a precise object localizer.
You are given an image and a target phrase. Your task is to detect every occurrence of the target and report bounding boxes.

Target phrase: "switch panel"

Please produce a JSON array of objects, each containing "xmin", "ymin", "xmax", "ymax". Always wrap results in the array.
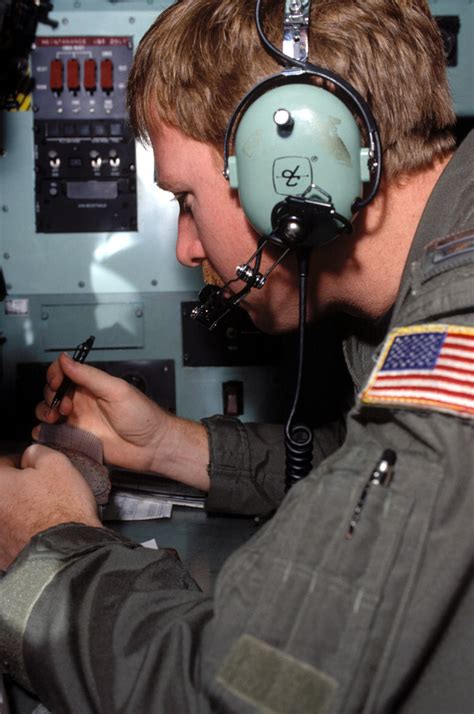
[{"xmin": 31, "ymin": 36, "xmax": 137, "ymax": 233}]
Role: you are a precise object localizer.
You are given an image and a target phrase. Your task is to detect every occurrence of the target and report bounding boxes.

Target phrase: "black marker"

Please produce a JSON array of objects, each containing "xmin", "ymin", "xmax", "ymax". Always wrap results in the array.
[
  {"xmin": 50, "ymin": 335, "xmax": 95, "ymax": 411},
  {"xmin": 345, "ymin": 449, "xmax": 396, "ymax": 540}
]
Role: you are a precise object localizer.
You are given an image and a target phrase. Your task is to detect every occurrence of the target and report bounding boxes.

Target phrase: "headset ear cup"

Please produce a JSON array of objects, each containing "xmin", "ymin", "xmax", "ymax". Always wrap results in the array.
[{"xmin": 228, "ymin": 82, "xmax": 368, "ymax": 242}]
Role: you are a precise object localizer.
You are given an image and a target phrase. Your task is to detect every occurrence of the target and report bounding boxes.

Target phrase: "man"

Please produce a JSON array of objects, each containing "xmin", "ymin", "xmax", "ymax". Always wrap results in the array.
[{"xmin": 0, "ymin": 1, "xmax": 473, "ymax": 712}]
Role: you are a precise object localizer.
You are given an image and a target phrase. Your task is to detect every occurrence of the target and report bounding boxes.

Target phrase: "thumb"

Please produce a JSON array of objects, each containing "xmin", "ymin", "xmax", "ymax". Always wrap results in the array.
[
  {"xmin": 21, "ymin": 443, "xmax": 60, "ymax": 469},
  {"xmin": 59, "ymin": 352, "xmax": 120, "ymax": 400}
]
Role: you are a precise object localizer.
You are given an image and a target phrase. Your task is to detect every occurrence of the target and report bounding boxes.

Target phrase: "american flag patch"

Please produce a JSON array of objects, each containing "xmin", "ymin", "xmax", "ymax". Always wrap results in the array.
[{"xmin": 360, "ymin": 324, "xmax": 474, "ymax": 417}]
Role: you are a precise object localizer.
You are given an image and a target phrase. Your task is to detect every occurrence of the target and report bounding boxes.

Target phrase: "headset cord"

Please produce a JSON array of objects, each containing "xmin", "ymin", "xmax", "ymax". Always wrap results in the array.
[{"xmin": 284, "ymin": 247, "xmax": 314, "ymax": 492}]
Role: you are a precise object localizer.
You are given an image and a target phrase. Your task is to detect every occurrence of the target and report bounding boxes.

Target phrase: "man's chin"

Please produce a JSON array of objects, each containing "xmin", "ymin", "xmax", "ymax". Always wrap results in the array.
[{"xmin": 242, "ymin": 302, "xmax": 295, "ymax": 336}]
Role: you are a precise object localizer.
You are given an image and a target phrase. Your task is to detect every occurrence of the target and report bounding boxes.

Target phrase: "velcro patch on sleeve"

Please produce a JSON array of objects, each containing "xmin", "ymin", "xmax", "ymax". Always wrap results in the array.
[
  {"xmin": 216, "ymin": 634, "xmax": 337, "ymax": 714},
  {"xmin": 360, "ymin": 324, "xmax": 474, "ymax": 418}
]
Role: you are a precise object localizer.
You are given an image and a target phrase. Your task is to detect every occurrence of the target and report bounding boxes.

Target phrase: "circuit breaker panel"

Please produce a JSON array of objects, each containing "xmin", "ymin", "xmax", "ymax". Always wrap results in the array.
[{"xmin": 31, "ymin": 36, "xmax": 137, "ymax": 233}]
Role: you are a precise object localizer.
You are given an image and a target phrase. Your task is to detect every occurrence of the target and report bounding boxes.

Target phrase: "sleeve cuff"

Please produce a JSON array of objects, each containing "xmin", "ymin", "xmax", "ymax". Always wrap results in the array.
[
  {"xmin": 0, "ymin": 523, "xmax": 137, "ymax": 689},
  {"xmin": 202, "ymin": 416, "xmax": 285, "ymax": 515}
]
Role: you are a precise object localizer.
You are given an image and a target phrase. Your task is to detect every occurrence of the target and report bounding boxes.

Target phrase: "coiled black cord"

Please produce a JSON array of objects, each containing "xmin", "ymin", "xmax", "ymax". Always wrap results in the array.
[{"xmin": 284, "ymin": 248, "xmax": 314, "ymax": 491}]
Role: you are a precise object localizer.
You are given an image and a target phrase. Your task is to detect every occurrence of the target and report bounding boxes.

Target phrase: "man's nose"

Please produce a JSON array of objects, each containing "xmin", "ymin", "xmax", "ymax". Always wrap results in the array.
[{"xmin": 176, "ymin": 214, "xmax": 206, "ymax": 267}]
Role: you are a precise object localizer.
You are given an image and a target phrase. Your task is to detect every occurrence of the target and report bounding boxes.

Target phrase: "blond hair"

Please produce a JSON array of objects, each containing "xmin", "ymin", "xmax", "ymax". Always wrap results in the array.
[{"xmin": 128, "ymin": 0, "xmax": 456, "ymax": 178}]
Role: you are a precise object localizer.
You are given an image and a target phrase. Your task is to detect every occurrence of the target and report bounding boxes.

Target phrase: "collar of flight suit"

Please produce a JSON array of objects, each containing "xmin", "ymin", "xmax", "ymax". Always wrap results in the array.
[{"xmin": 342, "ymin": 130, "xmax": 474, "ymax": 391}]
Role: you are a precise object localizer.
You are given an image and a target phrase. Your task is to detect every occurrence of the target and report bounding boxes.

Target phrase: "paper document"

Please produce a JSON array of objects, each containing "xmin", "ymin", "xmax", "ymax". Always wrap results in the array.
[
  {"xmin": 102, "ymin": 490, "xmax": 174, "ymax": 521},
  {"xmin": 140, "ymin": 538, "xmax": 159, "ymax": 550}
]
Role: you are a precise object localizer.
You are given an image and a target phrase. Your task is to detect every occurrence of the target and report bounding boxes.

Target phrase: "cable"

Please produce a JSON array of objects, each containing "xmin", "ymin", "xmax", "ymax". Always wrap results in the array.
[{"xmin": 284, "ymin": 247, "xmax": 314, "ymax": 491}]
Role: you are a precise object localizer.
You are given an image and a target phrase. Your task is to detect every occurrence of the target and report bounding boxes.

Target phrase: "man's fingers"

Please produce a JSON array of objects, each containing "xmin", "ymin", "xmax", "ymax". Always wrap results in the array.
[
  {"xmin": 43, "ymin": 382, "xmax": 55, "ymax": 406},
  {"xmin": 58, "ymin": 352, "xmax": 123, "ymax": 400},
  {"xmin": 35, "ymin": 399, "xmax": 50, "ymax": 421},
  {"xmin": 20, "ymin": 443, "xmax": 65, "ymax": 469},
  {"xmin": 0, "ymin": 453, "xmax": 21, "ymax": 468},
  {"xmin": 46, "ymin": 357, "xmax": 66, "ymax": 392},
  {"xmin": 20, "ymin": 443, "xmax": 44, "ymax": 468},
  {"xmin": 35, "ymin": 399, "xmax": 60, "ymax": 423}
]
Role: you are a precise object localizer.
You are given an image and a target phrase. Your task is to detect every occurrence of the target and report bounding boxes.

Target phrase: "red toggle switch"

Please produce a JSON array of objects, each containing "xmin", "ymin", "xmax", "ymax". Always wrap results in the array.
[
  {"xmin": 100, "ymin": 59, "xmax": 113, "ymax": 93},
  {"xmin": 84, "ymin": 59, "xmax": 97, "ymax": 93},
  {"xmin": 50, "ymin": 59, "xmax": 63, "ymax": 93},
  {"xmin": 67, "ymin": 58, "xmax": 80, "ymax": 92}
]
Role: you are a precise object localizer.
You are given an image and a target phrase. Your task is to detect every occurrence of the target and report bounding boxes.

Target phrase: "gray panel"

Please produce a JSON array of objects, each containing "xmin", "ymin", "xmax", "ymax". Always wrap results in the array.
[
  {"xmin": 0, "ymin": 292, "xmax": 296, "ymax": 429},
  {"xmin": 66, "ymin": 180, "xmax": 119, "ymax": 200},
  {"xmin": 41, "ymin": 302, "xmax": 145, "ymax": 350}
]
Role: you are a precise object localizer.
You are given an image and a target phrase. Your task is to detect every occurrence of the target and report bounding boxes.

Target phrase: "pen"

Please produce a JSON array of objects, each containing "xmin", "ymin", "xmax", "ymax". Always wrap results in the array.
[
  {"xmin": 345, "ymin": 448, "xmax": 396, "ymax": 540},
  {"xmin": 50, "ymin": 335, "xmax": 95, "ymax": 411}
]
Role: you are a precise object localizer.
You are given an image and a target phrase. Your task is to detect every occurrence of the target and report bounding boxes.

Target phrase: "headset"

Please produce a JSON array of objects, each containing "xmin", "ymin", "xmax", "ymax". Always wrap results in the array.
[
  {"xmin": 223, "ymin": 47, "xmax": 382, "ymax": 248},
  {"xmin": 192, "ymin": 0, "xmax": 382, "ymax": 330},
  {"xmin": 192, "ymin": 0, "xmax": 382, "ymax": 489}
]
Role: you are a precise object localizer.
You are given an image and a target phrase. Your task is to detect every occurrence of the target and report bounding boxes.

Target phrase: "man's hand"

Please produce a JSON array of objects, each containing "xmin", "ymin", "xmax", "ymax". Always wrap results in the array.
[
  {"xmin": 34, "ymin": 353, "xmax": 211, "ymax": 491},
  {"xmin": 35, "ymin": 352, "xmax": 175, "ymax": 474},
  {"xmin": 0, "ymin": 444, "xmax": 101, "ymax": 570}
]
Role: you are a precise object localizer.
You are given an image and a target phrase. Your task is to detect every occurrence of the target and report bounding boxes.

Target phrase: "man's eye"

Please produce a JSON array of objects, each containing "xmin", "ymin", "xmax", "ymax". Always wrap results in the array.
[{"xmin": 175, "ymin": 192, "xmax": 191, "ymax": 214}]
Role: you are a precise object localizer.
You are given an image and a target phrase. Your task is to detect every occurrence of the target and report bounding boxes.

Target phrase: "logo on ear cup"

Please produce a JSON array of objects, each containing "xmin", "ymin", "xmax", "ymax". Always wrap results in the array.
[{"xmin": 273, "ymin": 156, "xmax": 312, "ymax": 194}]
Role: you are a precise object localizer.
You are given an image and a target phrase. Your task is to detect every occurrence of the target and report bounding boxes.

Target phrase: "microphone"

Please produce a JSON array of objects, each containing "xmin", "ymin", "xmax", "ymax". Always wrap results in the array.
[
  {"xmin": 191, "ymin": 283, "xmax": 245, "ymax": 330},
  {"xmin": 191, "ymin": 236, "xmax": 268, "ymax": 330}
]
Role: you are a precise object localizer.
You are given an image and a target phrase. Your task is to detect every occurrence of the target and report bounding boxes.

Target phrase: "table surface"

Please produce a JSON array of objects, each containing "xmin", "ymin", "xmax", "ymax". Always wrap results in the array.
[{"xmin": 111, "ymin": 506, "xmax": 260, "ymax": 592}]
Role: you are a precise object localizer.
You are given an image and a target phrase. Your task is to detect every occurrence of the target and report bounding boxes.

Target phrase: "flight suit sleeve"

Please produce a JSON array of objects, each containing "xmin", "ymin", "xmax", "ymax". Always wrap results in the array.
[
  {"xmin": 0, "ymin": 523, "xmax": 214, "ymax": 713},
  {"xmin": 203, "ymin": 415, "xmax": 347, "ymax": 515}
]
